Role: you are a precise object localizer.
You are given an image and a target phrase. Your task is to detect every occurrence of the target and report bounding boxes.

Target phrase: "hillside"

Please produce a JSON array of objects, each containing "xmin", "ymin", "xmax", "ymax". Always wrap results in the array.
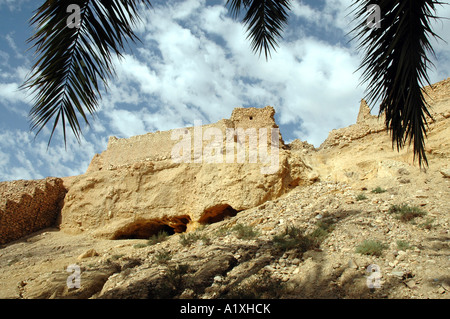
[{"xmin": 0, "ymin": 78, "xmax": 449, "ymax": 299}]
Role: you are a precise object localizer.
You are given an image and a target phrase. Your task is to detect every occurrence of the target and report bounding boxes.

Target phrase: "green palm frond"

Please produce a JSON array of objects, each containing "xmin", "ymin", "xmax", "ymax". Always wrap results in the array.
[
  {"xmin": 226, "ymin": 0, "xmax": 291, "ymax": 59},
  {"xmin": 21, "ymin": 0, "xmax": 152, "ymax": 145},
  {"xmin": 350, "ymin": 0, "xmax": 444, "ymax": 167}
]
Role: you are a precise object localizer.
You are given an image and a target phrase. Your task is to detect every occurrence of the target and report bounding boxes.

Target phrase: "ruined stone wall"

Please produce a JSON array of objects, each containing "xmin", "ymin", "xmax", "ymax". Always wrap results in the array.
[
  {"xmin": 320, "ymin": 99, "xmax": 386, "ymax": 150},
  {"xmin": 0, "ymin": 178, "xmax": 67, "ymax": 244},
  {"xmin": 86, "ymin": 106, "xmax": 283, "ymax": 173},
  {"xmin": 61, "ymin": 106, "xmax": 310, "ymax": 238}
]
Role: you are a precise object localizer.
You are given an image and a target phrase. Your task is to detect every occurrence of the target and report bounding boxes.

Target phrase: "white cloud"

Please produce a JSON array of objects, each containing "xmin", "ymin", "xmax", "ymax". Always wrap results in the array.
[
  {"xmin": 0, "ymin": 151, "xmax": 9, "ymax": 167},
  {"xmin": 5, "ymin": 33, "xmax": 24, "ymax": 59},
  {"xmin": 113, "ymin": 54, "xmax": 160, "ymax": 98},
  {"xmin": 0, "ymin": 82, "xmax": 22, "ymax": 103},
  {"xmin": 291, "ymin": 1, "xmax": 321, "ymax": 22},
  {"xmin": 106, "ymin": 109, "xmax": 146, "ymax": 137},
  {"xmin": 0, "ymin": 0, "xmax": 30, "ymax": 11},
  {"xmin": 0, "ymin": 50, "xmax": 9, "ymax": 67},
  {"xmin": 0, "ymin": 127, "xmax": 102, "ymax": 182},
  {"xmin": 105, "ymin": 0, "xmax": 365, "ymax": 147},
  {"xmin": 0, "ymin": 81, "xmax": 31, "ymax": 119}
]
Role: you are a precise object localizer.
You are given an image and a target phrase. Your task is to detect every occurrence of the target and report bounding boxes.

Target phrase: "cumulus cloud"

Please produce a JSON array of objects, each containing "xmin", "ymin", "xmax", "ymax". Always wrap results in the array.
[
  {"xmin": 101, "ymin": 0, "xmax": 367, "ymax": 146},
  {"xmin": 0, "ymin": 127, "xmax": 104, "ymax": 181},
  {"xmin": 0, "ymin": 82, "xmax": 23, "ymax": 103}
]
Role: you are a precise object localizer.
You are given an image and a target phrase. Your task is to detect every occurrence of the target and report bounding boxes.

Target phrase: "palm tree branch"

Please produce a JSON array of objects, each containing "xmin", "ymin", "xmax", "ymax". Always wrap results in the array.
[
  {"xmin": 350, "ymin": 0, "xmax": 444, "ymax": 167},
  {"xmin": 226, "ymin": 0, "xmax": 291, "ymax": 59},
  {"xmin": 21, "ymin": 0, "xmax": 152, "ymax": 146}
]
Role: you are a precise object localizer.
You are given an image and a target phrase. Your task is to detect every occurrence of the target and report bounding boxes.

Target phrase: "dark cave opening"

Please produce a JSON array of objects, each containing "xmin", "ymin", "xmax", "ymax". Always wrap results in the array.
[
  {"xmin": 198, "ymin": 204, "xmax": 239, "ymax": 225},
  {"xmin": 112, "ymin": 216, "xmax": 191, "ymax": 240},
  {"xmin": 111, "ymin": 205, "xmax": 240, "ymax": 240}
]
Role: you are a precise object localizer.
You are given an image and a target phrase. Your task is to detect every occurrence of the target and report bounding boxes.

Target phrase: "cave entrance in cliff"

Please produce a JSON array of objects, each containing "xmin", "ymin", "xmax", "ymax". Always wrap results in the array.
[
  {"xmin": 112, "ymin": 216, "xmax": 191, "ymax": 240},
  {"xmin": 198, "ymin": 204, "xmax": 239, "ymax": 225}
]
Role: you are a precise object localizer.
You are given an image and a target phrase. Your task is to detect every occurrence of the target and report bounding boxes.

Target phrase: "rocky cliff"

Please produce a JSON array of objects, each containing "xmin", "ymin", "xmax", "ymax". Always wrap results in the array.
[
  {"xmin": 60, "ymin": 105, "xmax": 312, "ymax": 239},
  {"xmin": 0, "ymin": 78, "xmax": 449, "ymax": 299}
]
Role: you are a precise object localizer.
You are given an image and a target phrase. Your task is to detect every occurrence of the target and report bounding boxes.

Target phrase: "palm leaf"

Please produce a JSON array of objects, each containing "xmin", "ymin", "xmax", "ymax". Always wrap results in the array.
[
  {"xmin": 226, "ymin": 0, "xmax": 291, "ymax": 59},
  {"xmin": 21, "ymin": 0, "xmax": 152, "ymax": 145},
  {"xmin": 350, "ymin": 0, "xmax": 444, "ymax": 167}
]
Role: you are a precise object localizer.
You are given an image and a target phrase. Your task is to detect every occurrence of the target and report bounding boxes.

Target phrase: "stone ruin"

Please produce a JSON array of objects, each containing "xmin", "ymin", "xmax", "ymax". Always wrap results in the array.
[
  {"xmin": 0, "ymin": 106, "xmax": 314, "ymax": 244},
  {"xmin": 0, "ymin": 178, "xmax": 66, "ymax": 244},
  {"xmin": 60, "ymin": 106, "xmax": 312, "ymax": 239}
]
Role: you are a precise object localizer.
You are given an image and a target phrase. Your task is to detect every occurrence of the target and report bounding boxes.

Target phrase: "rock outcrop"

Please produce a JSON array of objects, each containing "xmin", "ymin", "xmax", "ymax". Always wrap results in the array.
[
  {"xmin": 319, "ymin": 99, "xmax": 386, "ymax": 150},
  {"xmin": 0, "ymin": 177, "xmax": 67, "ymax": 244},
  {"xmin": 60, "ymin": 106, "xmax": 312, "ymax": 239},
  {"xmin": 312, "ymin": 78, "xmax": 450, "ymax": 186}
]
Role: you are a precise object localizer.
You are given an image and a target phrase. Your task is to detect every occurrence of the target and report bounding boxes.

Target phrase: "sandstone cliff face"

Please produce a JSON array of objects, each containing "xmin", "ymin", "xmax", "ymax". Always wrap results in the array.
[
  {"xmin": 0, "ymin": 178, "xmax": 67, "ymax": 244},
  {"xmin": 312, "ymin": 78, "xmax": 450, "ymax": 187},
  {"xmin": 60, "ymin": 106, "xmax": 312, "ymax": 239}
]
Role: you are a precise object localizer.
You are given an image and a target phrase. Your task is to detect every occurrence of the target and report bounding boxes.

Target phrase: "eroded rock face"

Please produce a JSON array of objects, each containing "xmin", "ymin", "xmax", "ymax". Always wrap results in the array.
[
  {"xmin": 312, "ymin": 78, "xmax": 450, "ymax": 187},
  {"xmin": 319, "ymin": 99, "xmax": 387, "ymax": 150},
  {"xmin": 0, "ymin": 177, "xmax": 67, "ymax": 244},
  {"xmin": 60, "ymin": 106, "xmax": 312, "ymax": 238}
]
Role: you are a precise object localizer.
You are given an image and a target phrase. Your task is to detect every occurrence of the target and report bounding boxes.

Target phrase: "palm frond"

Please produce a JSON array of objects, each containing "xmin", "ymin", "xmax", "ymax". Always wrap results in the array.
[
  {"xmin": 226, "ymin": 0, "xmax": 291, "ymax": 59},
  {"xmin": 21, "ymin": 0, "xmax": 152, "ymax": 145},
  {"xmin": 350, "ymin": 0, "xmax": 444, "ymax": 167}
]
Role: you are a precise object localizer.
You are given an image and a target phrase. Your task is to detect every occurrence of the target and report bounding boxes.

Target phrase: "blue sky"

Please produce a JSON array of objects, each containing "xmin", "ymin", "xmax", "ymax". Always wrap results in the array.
[{"xmin": 0, "ymin": 0, "xmax": 449, "ymax": 181}]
